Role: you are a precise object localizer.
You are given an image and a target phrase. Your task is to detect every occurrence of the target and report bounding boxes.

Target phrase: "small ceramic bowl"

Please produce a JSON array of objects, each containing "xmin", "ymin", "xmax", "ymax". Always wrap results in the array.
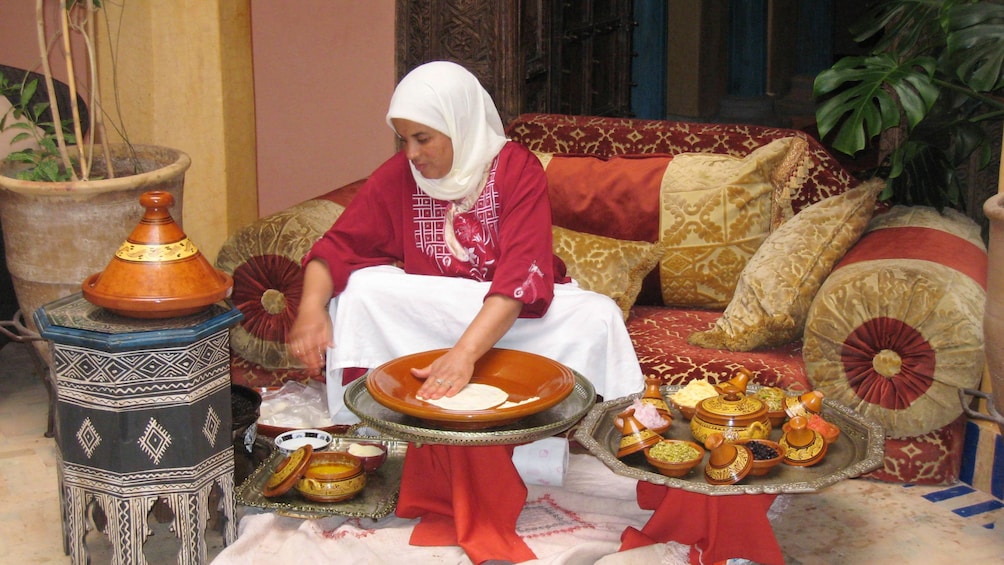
[
  {"xmin": 644, "ymin": 439, "xmax": 704, "ymax": 477},
  {"xmin": 735, "ymin": 438, "xmax": 786, "ymax": 476},
  {"xmin": 347, "ymin": 442, "xmax": 388, "ymax": 473},
  {"xmin": 275, "ymin": 428, "xmax": 333, "ymax": 455},
  {"xmin": 295, "ymin": 451, "xmax": 367, "ymax": 503},
  {"xmin": 669, "ymin": 399, "xmax": 696, "ymax": 420}
]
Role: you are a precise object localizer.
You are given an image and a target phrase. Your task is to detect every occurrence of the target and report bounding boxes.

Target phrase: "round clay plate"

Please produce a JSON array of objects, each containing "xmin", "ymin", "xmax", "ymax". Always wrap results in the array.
[{"xmin": 365, "ymin": 348, "xmax": 576, "ymax": 430}]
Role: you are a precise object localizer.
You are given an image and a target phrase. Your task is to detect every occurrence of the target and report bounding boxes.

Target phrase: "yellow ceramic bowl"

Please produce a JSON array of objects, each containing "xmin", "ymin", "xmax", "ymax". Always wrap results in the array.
[{"xmin": 295, "ymin": 452, "xmax": 366, "ymax": 503}]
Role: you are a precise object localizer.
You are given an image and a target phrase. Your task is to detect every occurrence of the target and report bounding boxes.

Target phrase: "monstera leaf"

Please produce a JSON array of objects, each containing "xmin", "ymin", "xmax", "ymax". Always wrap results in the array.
[
  {"xmin": 813, "ymin": 0, "xmax": 1004, "ymax": 211},
  {"xmin": 947, "ymin": 2, "xmax": 1004, "ymax": 92},
  {"xmin": 814, "ymin": 54, "xmax": 939, "ymax": 157}
]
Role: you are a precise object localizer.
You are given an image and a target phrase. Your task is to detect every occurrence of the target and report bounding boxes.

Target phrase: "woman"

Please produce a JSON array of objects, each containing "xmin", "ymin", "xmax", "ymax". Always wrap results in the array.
[{"xmin": 288, "ymin": 61, "xmax": 642, "ymax": 422}]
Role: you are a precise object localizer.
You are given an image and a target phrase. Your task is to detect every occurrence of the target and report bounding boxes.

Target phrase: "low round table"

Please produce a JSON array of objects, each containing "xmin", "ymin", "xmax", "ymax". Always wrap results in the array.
[
  {"xmin": 344, "ymin": 372, "xmax": 595, "ymax": 564},
  {"xmin": 574, "ymin": 385, "xmax": 885, "ymax": 564}
]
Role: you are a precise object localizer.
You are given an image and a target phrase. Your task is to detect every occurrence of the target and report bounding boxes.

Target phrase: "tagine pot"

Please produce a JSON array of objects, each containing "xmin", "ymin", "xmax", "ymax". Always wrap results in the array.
[
  {"xmin": 82, "ymin": 190, "xmax": 232, "ymax": 318},
  {"xmin": 982, "ymin": 193, "xmax": 1004, "ymax": 435},
  {"xmin": 690, "ymin": 389, "xmax": 772, "ymax": 444},
  {"xmin": 0, "ymin": 145, "xmax": 190, "ymax": 356}
]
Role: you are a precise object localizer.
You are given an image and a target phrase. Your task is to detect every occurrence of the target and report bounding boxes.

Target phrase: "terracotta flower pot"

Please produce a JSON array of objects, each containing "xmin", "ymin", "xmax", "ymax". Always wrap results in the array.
[
  {"xmin": 0, "ymin": 144, "xmax": 190, "ymax": 358},
  {"xmin": 982, "ymin": 193, "xmax": 1004, "ymax": 435}
]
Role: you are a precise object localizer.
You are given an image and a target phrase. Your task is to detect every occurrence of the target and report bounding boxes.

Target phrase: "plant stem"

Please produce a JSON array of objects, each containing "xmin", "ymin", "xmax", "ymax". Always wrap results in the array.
[
  {"xmin": 36, "ymin": 0, "xmax": 77, "ymax": 181},
  {"xmin": 83, "ymin": 0, "xmax": 113, "ymax": 178},
  {"xmin": 60, "ymin": 0, "xmax": 89, "ymax": 179},
  {"xmin": 933, "ymin": 77, "xmax": 1004, "ymax": 111}
]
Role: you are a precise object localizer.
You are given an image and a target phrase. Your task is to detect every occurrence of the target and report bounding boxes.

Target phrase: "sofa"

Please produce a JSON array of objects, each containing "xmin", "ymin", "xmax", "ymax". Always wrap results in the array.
[{"xmin": 216, "ymin": 113, "xmax": 987, "ymax": 484}]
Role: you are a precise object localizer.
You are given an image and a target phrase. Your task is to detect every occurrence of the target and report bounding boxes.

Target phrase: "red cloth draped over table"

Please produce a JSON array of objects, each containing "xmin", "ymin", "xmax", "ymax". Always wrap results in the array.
[
  {"xmin": 396, "ymin": 443, "xmax": 536, "ymax": 564},
  {"xmin": 620, "ymin": 481, "xmax": 783, "ymax": 565}
]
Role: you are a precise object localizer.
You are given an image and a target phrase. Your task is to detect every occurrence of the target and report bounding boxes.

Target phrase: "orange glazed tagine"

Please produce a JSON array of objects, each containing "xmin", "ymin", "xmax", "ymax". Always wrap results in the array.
[{"xmin": 82, "ymin": 191, "xmax": 232, "ymax": 318}]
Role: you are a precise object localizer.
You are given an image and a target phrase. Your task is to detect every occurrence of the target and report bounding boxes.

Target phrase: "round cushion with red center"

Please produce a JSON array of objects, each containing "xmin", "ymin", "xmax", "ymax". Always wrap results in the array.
[
  {"xmin": 803, "ymin": 205, "xmax": 986, "ymax": 438},
  {"xmin": 216, "ymin": 196, "xmax": 349, "ymax": 370}
]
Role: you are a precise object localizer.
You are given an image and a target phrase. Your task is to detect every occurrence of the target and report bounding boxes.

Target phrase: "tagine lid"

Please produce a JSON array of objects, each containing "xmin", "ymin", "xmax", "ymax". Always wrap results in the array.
[
  {"xmin": 263, "ymin": 444, "xmax": 313, "ymax": 498},
  {"xmin": 81, "ymin": 191, "xmax": 233, "ymax": 319},
  {"xmin": 696, "ymin": 389, "xmax": 767, "ymax": 425}
]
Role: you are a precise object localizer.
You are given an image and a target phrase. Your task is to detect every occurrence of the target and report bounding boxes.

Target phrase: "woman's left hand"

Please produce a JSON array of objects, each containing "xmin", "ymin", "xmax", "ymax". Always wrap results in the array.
[
  {"xmin": 411, "ymin": 294, "xmax": 522, "ymax": 399},
  {"xmin": 411, "ymin": 348, "xmax": 476, "ymax": 400}
]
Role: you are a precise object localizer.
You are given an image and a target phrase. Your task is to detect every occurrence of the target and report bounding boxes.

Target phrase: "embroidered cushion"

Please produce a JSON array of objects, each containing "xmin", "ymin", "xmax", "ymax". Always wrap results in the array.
[
  {"xmin": 535, "ymin": 136, "xmax": 810, "ymax": 308},
  {"xmin": 551, "ymin": 226, "xmax": 662, "ymax": 320},
  {"xmin": 802, "ymin": 205, "xmax": 987, "ymax": 438},
  {"xmin": 657, "ymin": 136, "xmax": 804, "ymax": 308},
  {"xmin": 688, "ymin": 179, "xmax": 881, "ymax": 351}
]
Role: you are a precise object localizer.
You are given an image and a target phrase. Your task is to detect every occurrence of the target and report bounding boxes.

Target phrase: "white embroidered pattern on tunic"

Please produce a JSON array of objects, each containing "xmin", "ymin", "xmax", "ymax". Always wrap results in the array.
[{"xmin": 412, "ymin": 160, "xmax": 500, "ymax": 280}]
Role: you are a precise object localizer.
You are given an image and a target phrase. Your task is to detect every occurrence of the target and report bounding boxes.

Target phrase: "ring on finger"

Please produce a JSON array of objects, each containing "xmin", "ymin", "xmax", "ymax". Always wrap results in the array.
[{"xmin": 436, "ymin": 379, "xmax": 445, "ymax": 384}]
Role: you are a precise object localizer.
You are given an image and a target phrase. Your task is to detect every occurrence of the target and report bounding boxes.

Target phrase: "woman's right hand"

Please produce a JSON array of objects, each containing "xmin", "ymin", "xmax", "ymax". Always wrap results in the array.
[
  {"xmin": 288, "ymin": 306, "xmax": 332, "ymax": 374},
  {"xmin": 287, "ymin": 259, "xmax": 336, "ymax": 374}
]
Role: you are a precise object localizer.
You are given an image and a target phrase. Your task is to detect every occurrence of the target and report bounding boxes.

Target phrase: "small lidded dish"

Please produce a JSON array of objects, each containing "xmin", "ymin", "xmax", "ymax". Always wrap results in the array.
[
  {"xmin": 703, "ymin": 432, "xmax": 752, "ymax": 485},
  {"xmin": 616, "ymin": 408, "xmax": 663, "ymax": 459},
  {"xmin": 644, "ymin": 439, "xmax": 704, "ymax": 477},
  {"xmin": 780, "ymin": 415, "xmax": 828, "ymax": 467}
]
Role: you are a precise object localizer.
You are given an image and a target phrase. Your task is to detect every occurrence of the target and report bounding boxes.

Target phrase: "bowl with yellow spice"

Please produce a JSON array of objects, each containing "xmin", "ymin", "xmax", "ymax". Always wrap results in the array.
[{"xmin": 294, "ymin": 451, "xmax": 367, "ymax": 503}]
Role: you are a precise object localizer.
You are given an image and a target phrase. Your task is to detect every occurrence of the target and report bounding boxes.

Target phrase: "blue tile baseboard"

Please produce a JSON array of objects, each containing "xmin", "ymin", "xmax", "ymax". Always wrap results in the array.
[{"xmin": 961, "ymin": 420, "xmax": 1004, "ymax": 500}]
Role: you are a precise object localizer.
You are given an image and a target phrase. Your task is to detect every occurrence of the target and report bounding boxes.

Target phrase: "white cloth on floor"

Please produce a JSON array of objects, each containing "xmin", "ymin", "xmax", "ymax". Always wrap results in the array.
[{"xmin": 324, "ymin": 265, "xmax": 644, "ymax": 423}]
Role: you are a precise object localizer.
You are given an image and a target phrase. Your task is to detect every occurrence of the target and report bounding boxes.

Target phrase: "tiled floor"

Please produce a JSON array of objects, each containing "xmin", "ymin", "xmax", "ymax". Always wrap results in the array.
[{"xmin": 2, "ymin": 339, "xmax": 1003, "ymax": 564}]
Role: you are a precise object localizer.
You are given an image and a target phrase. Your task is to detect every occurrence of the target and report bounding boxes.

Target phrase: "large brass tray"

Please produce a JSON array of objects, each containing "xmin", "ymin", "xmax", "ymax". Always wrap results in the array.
[
  {"xmin": 574, "ymin": 385, "xmax": 885, "ymax": 496},
  {"xmin": 236, "ymin": 435, "xmax": 407, "ymax": 519},
  {"xmin": 345, "ymin": 372, "xmax": 595, "ymax": 446}
]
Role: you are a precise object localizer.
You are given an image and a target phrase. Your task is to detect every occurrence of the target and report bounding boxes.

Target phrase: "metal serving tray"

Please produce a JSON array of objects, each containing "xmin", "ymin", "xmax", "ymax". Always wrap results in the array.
[
  {"xmin": 574, "ymin": 385, "xmax": 885, "ymax": 496},
  {"xmin": 344, "ymin": 372, "xmax": 595, "ymax": 446},
  {"xmin": 235, "ymin": 435, "xmax": 407, "ymax": 519}
]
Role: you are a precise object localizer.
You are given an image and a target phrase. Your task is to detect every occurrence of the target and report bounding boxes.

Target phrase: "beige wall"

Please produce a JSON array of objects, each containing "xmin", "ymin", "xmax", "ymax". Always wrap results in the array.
[
  {"xmin": 250, "ymin": 1, "xmax": 396, "ymax": 217},
  {"xmin": 0, "ymin": 1, "xmax": 396, "ymax": 260}
]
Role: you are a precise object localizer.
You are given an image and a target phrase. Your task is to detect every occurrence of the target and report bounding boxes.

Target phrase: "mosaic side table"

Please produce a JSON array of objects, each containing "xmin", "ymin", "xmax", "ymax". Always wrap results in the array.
[{"xmin": 35, "ymin": 293, "xmax": 243, "ymax": 565}]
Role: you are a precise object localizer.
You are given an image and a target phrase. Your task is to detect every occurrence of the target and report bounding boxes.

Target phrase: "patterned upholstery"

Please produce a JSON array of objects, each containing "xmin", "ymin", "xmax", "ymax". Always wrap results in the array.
[{"xmin": 220, "ymin": 114, "xmax": 975, "ymax": 484}]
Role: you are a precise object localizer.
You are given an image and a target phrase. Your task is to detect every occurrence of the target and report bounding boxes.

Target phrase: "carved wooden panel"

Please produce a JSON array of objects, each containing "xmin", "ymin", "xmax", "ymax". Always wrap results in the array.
[
  {"xmin": 395, "ymin": 0, "xmax": 632, "ymax": 121},
  {"xmin": 395, "ymin": 0, "xmax": 525, "ymax": 123}
]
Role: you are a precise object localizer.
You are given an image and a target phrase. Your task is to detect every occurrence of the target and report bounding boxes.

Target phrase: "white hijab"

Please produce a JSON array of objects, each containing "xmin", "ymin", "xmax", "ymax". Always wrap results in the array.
[{"xmin": 386, "ymin": 61, "xmax": 508, "ymax": 202}]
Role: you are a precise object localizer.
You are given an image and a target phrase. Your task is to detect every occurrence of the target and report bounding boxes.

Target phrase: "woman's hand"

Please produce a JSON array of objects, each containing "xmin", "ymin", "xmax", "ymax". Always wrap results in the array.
[
  {"xmin": 411, "ymin": 294, "xmax": 522, "ymax": 399},
  {"xmin": 287, "ymin": 260, "xmax": 335, "ymax": 375},
  {"xmin": 288, "ymin": 306, "xmax": 332, "ymax": 374},
  {"xmin": 412, "ymin": 348, "xmax": 477, "ymax": 400}
]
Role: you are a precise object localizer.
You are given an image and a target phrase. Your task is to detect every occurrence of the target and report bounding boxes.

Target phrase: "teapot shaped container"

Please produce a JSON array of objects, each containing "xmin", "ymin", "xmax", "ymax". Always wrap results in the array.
[{"xmin": 690, "ymin": 388, "xmax": 772, "ymax": 444}]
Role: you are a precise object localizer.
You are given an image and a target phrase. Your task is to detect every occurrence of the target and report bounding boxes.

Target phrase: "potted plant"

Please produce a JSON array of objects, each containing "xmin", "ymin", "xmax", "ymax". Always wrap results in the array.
[
  {"xmin": 0, "ymin": 0, "xmax": 190, "ymax": 346},
  {"xmin": 813, "ymin": 0, "xmax": 1004, "ymax": 213}
]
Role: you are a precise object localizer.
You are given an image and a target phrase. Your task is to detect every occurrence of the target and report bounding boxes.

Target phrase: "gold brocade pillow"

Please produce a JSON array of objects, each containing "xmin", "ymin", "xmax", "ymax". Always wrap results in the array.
[
  {"xmin": 551, "ymin": 226, "xmax": 662, "ymax": 320},
  {"xmin": 658, "ymin": 137, "xmax": 801, "ymax": 307},
  {"xmin": 687, "ymin": 179, "xmax": 882, "ymax": 351}
]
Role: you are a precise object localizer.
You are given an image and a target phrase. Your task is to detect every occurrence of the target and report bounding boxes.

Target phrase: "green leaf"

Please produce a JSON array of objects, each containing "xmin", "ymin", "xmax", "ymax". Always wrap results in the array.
[
  {"xmin": 814, "ymin": 54, "xmax": 939, "ymax": 156},
  {"xmin": 946, "ymin": 2, "xmax": 1004, "ymax": 91},
  {"xmin": 18, "ymin": 79, "xmax": 38, "ymax": 109}
]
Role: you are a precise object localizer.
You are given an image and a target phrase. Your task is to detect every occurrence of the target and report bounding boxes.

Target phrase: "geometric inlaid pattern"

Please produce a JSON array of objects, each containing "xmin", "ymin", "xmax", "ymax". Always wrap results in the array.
[
  {"xmin": 138, "ymin": 417, "xmax": 173, "ymax": 465},
  {"xmin": 53, "ymin": 332, "xmax": 232, "ymax": 411},
  {"xmin": 76, "ymin": 416, "xmax": 101, "ymax": 459},
  {"xmin": 203, "ymin": 406, "xmax": 220, "ymax": 448}
]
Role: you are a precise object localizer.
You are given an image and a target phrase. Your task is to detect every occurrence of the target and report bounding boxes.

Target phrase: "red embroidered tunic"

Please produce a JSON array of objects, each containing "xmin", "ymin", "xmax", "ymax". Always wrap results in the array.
[{"xmin": 304, "ymin": 142, "xmax": 567, "ymax": 317}]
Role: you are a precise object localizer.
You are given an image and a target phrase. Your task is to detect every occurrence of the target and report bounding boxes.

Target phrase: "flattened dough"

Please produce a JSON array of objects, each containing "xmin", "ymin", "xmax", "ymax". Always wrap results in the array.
[{"xmin": 418, "ymin": 383, "xmax": 509, "ymax": 411}]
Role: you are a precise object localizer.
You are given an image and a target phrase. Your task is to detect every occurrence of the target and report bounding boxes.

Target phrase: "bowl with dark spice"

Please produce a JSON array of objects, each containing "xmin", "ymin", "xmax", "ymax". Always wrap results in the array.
[{"xmin": 735, "ymin": 438, "xmax": 785, "ymax": 476}]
